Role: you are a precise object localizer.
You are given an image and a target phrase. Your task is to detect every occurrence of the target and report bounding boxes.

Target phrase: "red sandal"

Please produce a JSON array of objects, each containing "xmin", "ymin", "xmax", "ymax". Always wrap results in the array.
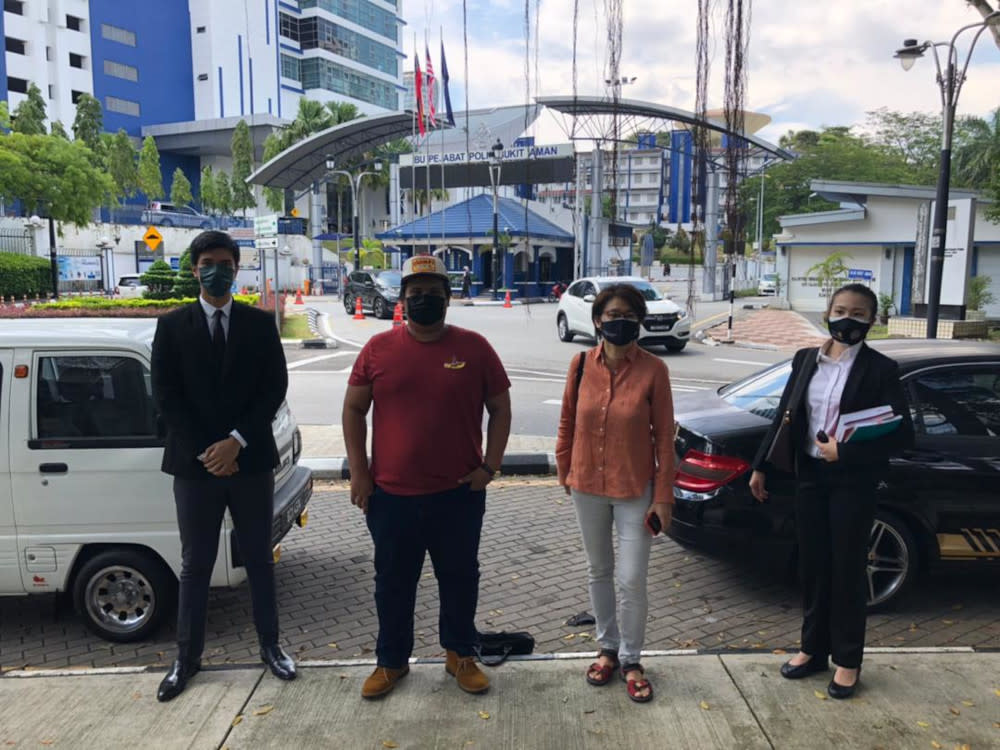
[
  {"xmin": 621, "ymin": 663, "xmax": 653, "ymax": 703},
  {"xmin": 585, "ymin": 648, "xmax": 620, "ymax": 686}
]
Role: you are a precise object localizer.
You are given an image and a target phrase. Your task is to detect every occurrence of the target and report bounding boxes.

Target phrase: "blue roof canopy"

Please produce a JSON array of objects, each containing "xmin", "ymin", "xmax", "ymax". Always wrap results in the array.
[{"xmin": 376, "ymin": 195, "xmax": 574, "ymax": 244}]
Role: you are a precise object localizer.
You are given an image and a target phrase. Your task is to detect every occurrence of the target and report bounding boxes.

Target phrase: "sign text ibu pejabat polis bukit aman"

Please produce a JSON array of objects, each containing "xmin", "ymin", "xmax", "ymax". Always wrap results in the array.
[{"xmin": 400, "ymin": 143, "xmax": 573, "ymax": 167}]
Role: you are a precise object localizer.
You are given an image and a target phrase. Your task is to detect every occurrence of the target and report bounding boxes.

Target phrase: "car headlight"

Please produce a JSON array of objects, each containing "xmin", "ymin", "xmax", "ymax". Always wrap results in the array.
[{"xmin": 677, "ymin": 309, "xmax": 688, "ymax": 319}]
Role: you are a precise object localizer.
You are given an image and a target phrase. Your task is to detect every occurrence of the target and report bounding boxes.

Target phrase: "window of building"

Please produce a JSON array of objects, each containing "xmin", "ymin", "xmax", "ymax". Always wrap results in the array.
[
  {"xmin": 299, "ymin": 58, "xmax": 397, "ymax": 109},
  {"xmin": 101, "ymin": 23, "xmax": 136, "ymax": 47},
  {"xmin": 104, "ymin": 59, "xmax": 138, "ymax": 82},
  {"xmin": 48, "ymin": 84, "xmax": 54, "ymax": 99},
  {"xmin": 196, "ymin": 26, "xmax": 206, "ymax": 33},
  {"xmin": 297, "ymin": 16, "xmax": 398, "ymax": 75},
  {"xmin": 71, "ymin": 90, "xmax": 86, "ymax": 104},
  {"xmin": 197, "ymin": 73, "xmax": 209, "ymax": 81},
  {"xmin": 298, "ymin": 0, "xmax": 397, "ymax": 43},
  {"xmin": 46, "ymin": 45, "xmax": 53, "ymax": 61},
  {"xmin": 4, "ymin": 0, "xmax": 24, "ymax": 16},
  {"xmin": 279, "ymin": 13, "xmax": 300, "ymax": 42},
  {"xmin": 280, "ymin": 53, "xmax": 301, "ymax": 81},
  {"xmin": 105, "ymin": 95, "xmax": 140, "ymax": 117},
  {"xmin": 7, "ymin": 76, "xmax": 28, "ymax": 94},
  {"xmin": 34, "ymin": 356, "xmax": 157, "ymax": 442},
  {"xmin": 5, "ymin": 36, "xmax": 26, "ymax": 55},
  {"xmin": 66, "ymin": 14, "xmax": 84, "ymax": 32},
  {"xmin": 69, "ymin": 53, "xmax": 86, "ymax": 69}
]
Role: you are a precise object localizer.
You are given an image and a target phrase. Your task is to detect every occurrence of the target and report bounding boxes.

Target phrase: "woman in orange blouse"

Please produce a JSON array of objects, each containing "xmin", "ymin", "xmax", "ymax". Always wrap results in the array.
[{"xmin": 556, "ymin": 284, "xmax": 676, "ymax": 703}]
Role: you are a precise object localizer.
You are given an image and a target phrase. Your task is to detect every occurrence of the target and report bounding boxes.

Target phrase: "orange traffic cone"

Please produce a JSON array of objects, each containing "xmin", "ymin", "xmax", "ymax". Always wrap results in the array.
[
  {"xmin": 392, "ymin": 301, "xmax": 404, "ymax": 326},
  {"xmin": 353, "ymin": 296, "xmax": 365, "ymax": 320},
  {"xmin": 294, "ymin": 289, "xmax": 304, "ymax": 305},
  {"xmin": 503, "ymin": 290, "xmax": 512, "ymax": 308}
]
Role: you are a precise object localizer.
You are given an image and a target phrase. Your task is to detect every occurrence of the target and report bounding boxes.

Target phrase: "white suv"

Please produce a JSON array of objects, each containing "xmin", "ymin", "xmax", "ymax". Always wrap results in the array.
[
  {"xmin": 0, "ymin": 319, "xmax": 312, "ymax": 642},
  {"xmin": 116, "ymin": 274, "xmax": 147, "ymax": 298},
  {"xmin": 556, "ymin": 276, "xmax": 692, "ymax": 352}
]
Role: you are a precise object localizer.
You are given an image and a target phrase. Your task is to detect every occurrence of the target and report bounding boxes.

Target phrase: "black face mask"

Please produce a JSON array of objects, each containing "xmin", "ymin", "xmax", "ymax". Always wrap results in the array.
[
  {"xmin": 600, "ymin": 318, "xmax": 640, "ymax": 346},
  {"xmin": 406, "ymin": 294, "xmax": 447, "ymax": 326},
  {"xmin": 827, "ymin": 316, "xmax": 872, "ymax": 344}
]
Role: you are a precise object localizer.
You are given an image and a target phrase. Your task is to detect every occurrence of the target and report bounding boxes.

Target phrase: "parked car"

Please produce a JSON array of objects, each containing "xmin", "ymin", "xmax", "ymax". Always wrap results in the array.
[
  {"xmin": 144, "ymin": 202, "xmax": 213, "ymax": 230},
  {"xmin": 0, "ymin": 319, "xmax": 312, "ymax": 641},
  {"xmin": 556, "ymin": 276, "xmax": 691, "ymax": 351},
  {"xmin": 116, "ymin": 273, "xmax": 147, "ymax": 299},
  {"xmin": 758, "ymin": 272, "xmax": 778, "ymax": 296},
  {"xmin": 667, "ymin": 339, "xmax": 1000, "ymax": 610},
  {"xmin": 343, "ymin": 269, "xmax": 401, "ymax": 319}
]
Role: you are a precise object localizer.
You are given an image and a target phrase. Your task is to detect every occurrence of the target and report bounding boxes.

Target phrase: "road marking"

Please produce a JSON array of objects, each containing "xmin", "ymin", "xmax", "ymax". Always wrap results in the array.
[
  {"xmin": 289, "ymin": 369, "xmax": 351, "ymax": 375},
  {"xmin": 287, "ymin": 351, "xmax": 354, "ymax": 370},
  {"xmin": 713, "ymin": 357, "xmax": 772, "ymax": 366},
  {"xmin": 507, "ymin": 367, "xmax": 567, "ymax": 378},
  {"xmin": 542, "ymin": 399, "xmax": 562, "ymax": 405},
  {"xmin": 509, "ymin": 375, "xmax": 565, "ymax": 384}
]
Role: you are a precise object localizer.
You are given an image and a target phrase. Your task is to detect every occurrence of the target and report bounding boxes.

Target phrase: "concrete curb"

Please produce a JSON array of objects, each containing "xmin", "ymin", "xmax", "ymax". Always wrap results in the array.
[{"xmin": 302, "ymin": 451, "xmax": 557, "ymax": 480}]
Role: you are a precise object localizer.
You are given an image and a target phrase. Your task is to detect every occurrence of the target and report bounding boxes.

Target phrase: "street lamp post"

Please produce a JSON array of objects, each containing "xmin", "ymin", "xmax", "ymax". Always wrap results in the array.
[
  {"xmin": 325, "ymin": 156, "xmax": 383, "ymax": 270},
  {"xmin": 894, "ymin": 10, "xmax": 1000, "ymax": 338},
  {"xmin": 487, "ymin": 139, "xmax": 504, "ymax": 300}
]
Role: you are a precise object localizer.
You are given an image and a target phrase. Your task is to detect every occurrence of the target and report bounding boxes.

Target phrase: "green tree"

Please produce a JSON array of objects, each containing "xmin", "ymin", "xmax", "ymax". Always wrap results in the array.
[
  {"xmin": 172, "ymin": 249, "xmax": 200, "ymax": 298},
  {"xmin": 952, "ymin": 108, "xmax": 1000, "ymax": 189},
  {"xmin": 169, "ymin": 167, "xmax": 193, "ymax": 207},
  {"xmin": 0, "ymin": 133, "xmax": 115, "ymax": 225},
  {"xmin": 11, "ymin": 83, "xmax": 47, "ymax": 135},
  {"xmin": 215, "ymin": 171, "xmax": 233, "ymax": 216},
  {"xmin": 261, "ymin": 133, "xmax": 286, "ymax": 213},
  {"xmin": 230, "ymin": 119, "xmax": 255, "ymax": 216},
  {"xmin": 140, "ymin": 259, "xmax": 177, "ymax": 300},
  {"xmin": 105, "ymin": 129, "xmax": 138, "ymax": 203},
  {"xmin": 49, "ymin": 120, "xmax": 70, "ymax": 139},
  {"xmin": 805, "ymin": 251, "xmax": 852, "ymax": 299},
  {"xmin": 0, "ymin": 101, "xmax": 10, "ymax": 132},
  {"xmin": 200, "ymin": 165, "xmax": 217, "ymax": 214},
  {"xmin": 137, "ymin": 135, "xmax": 163, "ymax": 201},
  {"xmin": 71, "ymin": 93, "xmax": 104, "ymax": 153},
  {"xmin": 325, "ymin": 100, "xmax": 361, "ymax": 126},
  {"xmin": 288, "ymin": 98, "xmax": 333, "ymax": 142}
]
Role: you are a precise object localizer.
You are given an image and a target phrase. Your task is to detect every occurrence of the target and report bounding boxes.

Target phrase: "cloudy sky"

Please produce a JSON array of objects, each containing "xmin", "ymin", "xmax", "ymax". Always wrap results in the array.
[{"xmin": 403, "ymin": 0, "xmax": 1000, "ymax": 145}]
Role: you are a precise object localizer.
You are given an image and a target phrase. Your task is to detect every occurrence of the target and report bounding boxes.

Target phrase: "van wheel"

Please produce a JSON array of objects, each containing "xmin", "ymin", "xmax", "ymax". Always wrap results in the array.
[
  {"xmin": 866, "ymin": 510, "xmax": 918, "ymax": 611},
  {"xmin": 72, "ymin": 549, "xmax": 176, "ymax": 643},
  {"xmin": 557, "ymin": 314, "xmax": 574, "ymax": 342}
]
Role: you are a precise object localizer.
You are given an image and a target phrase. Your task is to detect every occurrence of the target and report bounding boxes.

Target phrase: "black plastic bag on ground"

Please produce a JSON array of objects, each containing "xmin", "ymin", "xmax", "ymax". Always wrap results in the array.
[{"xmin": 475, "ymin": 631, "xmax": 535, "ymax": 666}]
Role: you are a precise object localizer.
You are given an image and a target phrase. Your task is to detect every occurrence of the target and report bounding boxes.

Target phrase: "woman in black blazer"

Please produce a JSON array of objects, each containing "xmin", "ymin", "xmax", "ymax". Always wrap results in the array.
[{"xmin": 748, "ymin": 283, "xmax": 914, "ymax": 699}]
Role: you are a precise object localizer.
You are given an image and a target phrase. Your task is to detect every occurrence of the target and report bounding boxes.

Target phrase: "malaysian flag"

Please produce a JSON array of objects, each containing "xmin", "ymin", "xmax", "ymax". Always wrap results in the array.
[
  {"xmin": 424, "ymin": 43, "xmax": 437, "ymax": 128},
  {"xmin": 414, "ymin": 52, "xmax": 425, "ymax": 136}
]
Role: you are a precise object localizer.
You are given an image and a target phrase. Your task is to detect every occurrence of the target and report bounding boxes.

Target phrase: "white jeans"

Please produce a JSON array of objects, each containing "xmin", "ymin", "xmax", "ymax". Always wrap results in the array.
[{"xmin": 572, "ymin": 486, "xmax": 652, "ymax": 667}]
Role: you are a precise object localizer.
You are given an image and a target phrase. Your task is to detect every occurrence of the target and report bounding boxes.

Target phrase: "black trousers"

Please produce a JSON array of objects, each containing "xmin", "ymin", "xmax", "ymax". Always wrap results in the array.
[
  {"xmin": 173, "ymin": 472, "xmax": 278, "ymax": 661},
  {"xmin": 794, "ymin": 456, "xmax": 877, "ymax": 669},
  {"xmin": 365, "ymin": 485, "xmax": 486, "ymax": 669}
]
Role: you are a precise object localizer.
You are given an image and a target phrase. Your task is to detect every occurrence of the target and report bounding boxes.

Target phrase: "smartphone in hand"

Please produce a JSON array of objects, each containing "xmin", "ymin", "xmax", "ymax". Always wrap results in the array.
[
  {"xmin": 816, "ymin": 430, "xmax": 829, "ymax": 444},
  {"xmin": 644, "ymin": 512, "xmax": 662, "ymax": 536}
]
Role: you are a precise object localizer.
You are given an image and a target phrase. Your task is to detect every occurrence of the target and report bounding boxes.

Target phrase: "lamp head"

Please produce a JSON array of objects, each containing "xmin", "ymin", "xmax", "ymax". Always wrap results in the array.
[
  {"xmin": 894, "ymin": 39, "xmax": 926, "ymax": 71},
  {"xmin": 373, "ymin": 158, "xmax": 383, "ymax": 171},
  {"xmin": 325, "ymin": 154, "xmax": 336, "ymax": 171}
]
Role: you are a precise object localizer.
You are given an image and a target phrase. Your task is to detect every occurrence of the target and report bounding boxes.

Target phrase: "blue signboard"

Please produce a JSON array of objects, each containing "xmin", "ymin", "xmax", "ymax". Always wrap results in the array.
[
  {"xmin": 847, "ymin": 268, "xmax": 873, "ymax": 281},
  {"xmin": 169, "ymin": 257, "xmax": 180, "ymax": 270}
]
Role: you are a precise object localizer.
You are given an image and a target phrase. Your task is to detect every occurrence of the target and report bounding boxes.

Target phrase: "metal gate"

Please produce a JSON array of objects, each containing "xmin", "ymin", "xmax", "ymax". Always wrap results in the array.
[{"xmin": 310, "ymin": 264, "xmax": 343, "ymax": 297}]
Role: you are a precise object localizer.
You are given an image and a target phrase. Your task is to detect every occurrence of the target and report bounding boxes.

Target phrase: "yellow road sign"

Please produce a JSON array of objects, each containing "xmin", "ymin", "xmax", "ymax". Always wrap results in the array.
[{"xmin": 143, "ymin": 226, "xmax": 163, "ymax": 252}]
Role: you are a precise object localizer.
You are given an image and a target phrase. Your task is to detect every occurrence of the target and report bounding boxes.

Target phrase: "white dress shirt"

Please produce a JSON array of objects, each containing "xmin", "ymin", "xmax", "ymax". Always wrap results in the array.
[
  {"xmin": 804, "ymin": 340, "xmax": 862, "ymax": 458},
  {"xmin": 198, "ymin": 296, "xmax": 246, "ymax": 448}
]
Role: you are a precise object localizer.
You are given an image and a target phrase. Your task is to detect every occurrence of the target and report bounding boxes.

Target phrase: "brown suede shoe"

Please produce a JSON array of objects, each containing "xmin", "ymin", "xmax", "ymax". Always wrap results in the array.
[
  {"xmin": 445, "ymin": 650, "xmax": 490, "ymax": 694},
  {"xmin": 361, "ymin": 665, "xmax": 410, "ymax": 699}
]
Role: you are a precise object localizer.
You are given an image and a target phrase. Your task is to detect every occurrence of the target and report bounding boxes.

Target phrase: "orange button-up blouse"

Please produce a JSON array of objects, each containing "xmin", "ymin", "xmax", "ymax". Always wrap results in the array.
[{"xmin": 556, "ymin": 344, "xmax": 676, "ymax": 504}]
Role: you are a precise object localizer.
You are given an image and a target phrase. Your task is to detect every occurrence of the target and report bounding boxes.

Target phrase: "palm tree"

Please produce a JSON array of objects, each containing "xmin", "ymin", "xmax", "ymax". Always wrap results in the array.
[
  {"xmin": 952, "ymin": 108, "xmax": 1000, "ymax": 189},
  {"xmin": 325, "ymin": 101, "xmax": 361, "ymax": 126},
  {"xmin": 288, "ymin": 99, "xmax": 332, "ymax": 142}
]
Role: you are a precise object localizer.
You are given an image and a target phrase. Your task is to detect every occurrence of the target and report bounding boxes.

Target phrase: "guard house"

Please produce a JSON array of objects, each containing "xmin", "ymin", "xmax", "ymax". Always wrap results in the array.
[{"xmin": 377, "ymin": 195, "xmax": 575, "ymax": 298}]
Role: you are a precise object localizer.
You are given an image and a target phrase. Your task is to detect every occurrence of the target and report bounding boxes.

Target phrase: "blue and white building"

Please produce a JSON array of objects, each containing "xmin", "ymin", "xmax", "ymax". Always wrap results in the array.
[{"xmin": 2, "ymin": 0, "xmax": 406, "ymax": 204}]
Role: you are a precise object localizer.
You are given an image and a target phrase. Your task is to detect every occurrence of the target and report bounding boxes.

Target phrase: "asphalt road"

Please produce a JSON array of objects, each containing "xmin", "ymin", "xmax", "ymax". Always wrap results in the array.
[{"xmin": 284, "ymin": 297, "xmax": 788, "ymax": 436}]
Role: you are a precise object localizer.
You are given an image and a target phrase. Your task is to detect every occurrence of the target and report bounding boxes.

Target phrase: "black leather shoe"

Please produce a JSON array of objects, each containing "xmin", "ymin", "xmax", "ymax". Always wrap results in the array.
[
  {"xmin": 261, "ymin": 644, "xmax": 297, "ymax": 681},
  {"xmin": 779, "ymin": 655, "xmax": 829, "ymax": 680},
  {"xmin": 827, "ymin": 667, "xmax": 861, "ymax": 699},
  {"xmin": 157, "ymin": 659, "xmax": 201, "ymax": 702}
]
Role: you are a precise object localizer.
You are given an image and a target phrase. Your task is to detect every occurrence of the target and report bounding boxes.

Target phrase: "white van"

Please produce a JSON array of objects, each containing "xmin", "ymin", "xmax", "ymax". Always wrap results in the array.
[{"xmin": 0, "ymin": 319, "xmax": 312, "ymax": 642}]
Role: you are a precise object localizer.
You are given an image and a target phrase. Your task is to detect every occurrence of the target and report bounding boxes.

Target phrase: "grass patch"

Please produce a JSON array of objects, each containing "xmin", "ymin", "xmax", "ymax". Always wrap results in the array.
[
  {"xmin": 866, "ymin": 324, "xmax": 890, "ymax": 340},
  {"xmin": 281, "ymin": 314, "xmax": 313, "ymax": 340}
]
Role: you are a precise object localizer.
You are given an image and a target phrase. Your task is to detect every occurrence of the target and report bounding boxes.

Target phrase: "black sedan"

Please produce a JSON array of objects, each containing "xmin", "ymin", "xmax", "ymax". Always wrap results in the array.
[{"xmin": 668, "ymin": 340, "xmax": 1000, "ymax": 610}]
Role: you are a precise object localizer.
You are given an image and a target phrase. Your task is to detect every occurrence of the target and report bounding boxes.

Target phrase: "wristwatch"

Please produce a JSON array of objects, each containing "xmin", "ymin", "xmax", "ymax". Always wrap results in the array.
[{"xmin": 480, "ymin": 462, "xmax": 497, "ymax": 478}]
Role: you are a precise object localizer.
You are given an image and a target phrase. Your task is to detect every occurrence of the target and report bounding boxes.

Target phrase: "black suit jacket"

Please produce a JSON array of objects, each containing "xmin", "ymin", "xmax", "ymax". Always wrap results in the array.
[
  {"xmin": 151, "ymin": 301, "xmax": 288, "ymax": 479},
  {"xmin": 752, "ymin": 343, "xmax": 914, "ymax": 475}
]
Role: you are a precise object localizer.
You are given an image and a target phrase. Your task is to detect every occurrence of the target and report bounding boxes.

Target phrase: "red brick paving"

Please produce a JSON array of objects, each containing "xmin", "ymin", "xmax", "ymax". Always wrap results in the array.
[{"xmin": 706, "ymin": 309, "xmax": 827, "ymax": 351}]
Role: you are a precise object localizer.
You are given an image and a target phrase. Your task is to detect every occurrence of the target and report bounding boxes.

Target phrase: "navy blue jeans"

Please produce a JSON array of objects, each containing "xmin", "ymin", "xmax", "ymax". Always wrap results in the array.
[{"xmin": 365, "ymin": 484, "xmax": 486, "ymax": 669}]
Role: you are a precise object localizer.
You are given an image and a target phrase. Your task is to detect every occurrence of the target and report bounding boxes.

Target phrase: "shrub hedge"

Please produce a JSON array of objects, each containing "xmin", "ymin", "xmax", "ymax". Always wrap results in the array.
[
  {"xmin": 0, "ymin": 252, "xmax": 54, "ymax": 298},
  {"xmin": 0, "ymin": 294, "xmax": 261, "ymax": 318}
]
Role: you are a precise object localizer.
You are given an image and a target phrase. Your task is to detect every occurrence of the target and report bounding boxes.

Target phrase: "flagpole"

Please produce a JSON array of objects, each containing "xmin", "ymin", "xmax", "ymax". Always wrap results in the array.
[
  {"xmin": 413, "ymin": 32, "xmax": 420, "ymax": 235},
  {"xmin": 440, "ymin": 27, "xmax": 447, "ymax": 263}
]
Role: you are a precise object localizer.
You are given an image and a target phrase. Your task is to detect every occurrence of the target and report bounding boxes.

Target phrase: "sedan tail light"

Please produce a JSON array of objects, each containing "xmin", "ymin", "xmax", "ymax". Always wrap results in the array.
[{"xmin": 675, "ymin": 450, "xmax": 750, "ymax": 493}]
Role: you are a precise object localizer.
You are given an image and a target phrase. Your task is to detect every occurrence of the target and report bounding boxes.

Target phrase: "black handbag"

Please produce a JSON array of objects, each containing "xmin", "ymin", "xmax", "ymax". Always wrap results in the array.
[
  {"xmin": 764, "ymin": 356, "xmax": 814, "ymax": 474},
  {"xmin": 475, "ymin": 631, "xmax": 535, "ymax": 666}
]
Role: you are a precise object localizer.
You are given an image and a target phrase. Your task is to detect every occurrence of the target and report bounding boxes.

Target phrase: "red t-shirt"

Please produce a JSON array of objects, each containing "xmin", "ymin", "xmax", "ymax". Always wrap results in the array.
[{"xmin": 348, "ymin": 325, "xmax": 511, "ymax": 495}]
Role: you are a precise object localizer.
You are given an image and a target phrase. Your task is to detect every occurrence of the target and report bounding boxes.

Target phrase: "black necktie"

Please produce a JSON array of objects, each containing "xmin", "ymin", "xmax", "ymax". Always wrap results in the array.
[{"xmin": 212, "ymin": 309, "xmax": 226, "ymax": 367}]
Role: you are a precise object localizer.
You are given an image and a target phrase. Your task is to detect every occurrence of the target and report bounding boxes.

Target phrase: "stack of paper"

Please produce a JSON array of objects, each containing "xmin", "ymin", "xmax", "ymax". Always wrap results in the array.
[{"xmin": 834, "ymin": 405, "xmax": 903, "ymax": 443}]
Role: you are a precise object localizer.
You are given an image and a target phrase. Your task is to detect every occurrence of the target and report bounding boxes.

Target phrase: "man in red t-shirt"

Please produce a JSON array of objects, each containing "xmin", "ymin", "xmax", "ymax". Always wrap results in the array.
[{"xmin": 343, "ymin": 255, "xmax": 511, "ymax": 700}]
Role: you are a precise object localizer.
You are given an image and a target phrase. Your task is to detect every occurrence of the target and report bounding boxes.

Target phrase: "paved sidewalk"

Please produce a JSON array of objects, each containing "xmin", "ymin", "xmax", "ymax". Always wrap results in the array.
[
  {"xmin": 704, "ymin": 307, "xmax": 827, "ymax": 351},
  {"xmin": 299, "ymin": 424, "xmax": 555, "ymax": 459},
  {"xmin": 2, "ymin": 652, "xmax": 997, "ymax": 749}
]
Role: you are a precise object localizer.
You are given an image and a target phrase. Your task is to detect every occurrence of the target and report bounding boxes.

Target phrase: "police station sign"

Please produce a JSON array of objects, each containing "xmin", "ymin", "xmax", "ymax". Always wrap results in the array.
[{"xmin": 400, "ymin": 143, "xmax": 574, "ymax": 167}]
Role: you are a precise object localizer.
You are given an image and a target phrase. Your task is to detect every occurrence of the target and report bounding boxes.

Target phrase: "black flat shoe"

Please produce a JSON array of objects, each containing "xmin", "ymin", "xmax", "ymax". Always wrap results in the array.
[
  {"xmin": 157, "ymin": 659, "xmax": 201, "ymax": 702},
  {"xmin": 827, "ymin": 667, "xmax": 861, "ymax": 700},
  {"xmin": 261, "ymin": 644, "xmax": 297, "ymax": 681},
  {"xmin": 779, "ymin": 656, "xmax": 829, "ymax": 680}
]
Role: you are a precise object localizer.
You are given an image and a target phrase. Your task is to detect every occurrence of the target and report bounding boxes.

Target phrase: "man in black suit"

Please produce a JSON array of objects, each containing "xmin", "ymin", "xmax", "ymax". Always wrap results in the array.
[{"xmin": 151, "ymin": 230, "xmax": 296, "ymax": 702}]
